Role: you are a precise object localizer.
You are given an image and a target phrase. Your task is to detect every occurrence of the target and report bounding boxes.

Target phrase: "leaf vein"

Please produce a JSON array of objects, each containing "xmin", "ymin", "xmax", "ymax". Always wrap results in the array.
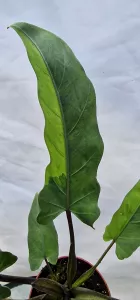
[
  {"xmin": 70, "ymin": 190, "xmax": 95, "ymax": 207},
  {"xmin": 68, "ymin": 84, "xmax": 91, "ymax": 135},
  {"xmin": 72, "ymin": 211, "xmax": 94, "ymax": 215},
  {"xmin": 114, "ymin": 203, "xmax": 140, "ymax": 242},
  {"xmin": 46, "ymin": 201, "xmax": 64, "ymax": 209},
  {"xmin": 52, "ymin": 178, "xmax": 66, "ymax": 196},
  {"xmin": 71, "ymin": 153, "xmax": 95, "ymax": 177},
  {"xmin": 119, "ymin": 236, "xmax": 140, "ymax": 241},
  {"xmin": 47, "ymin": 134, "xmax": 64, "ymax": 157},
  {"xmin": 41, "ymin": 96, "xmax": 61, "ymax": 119}
]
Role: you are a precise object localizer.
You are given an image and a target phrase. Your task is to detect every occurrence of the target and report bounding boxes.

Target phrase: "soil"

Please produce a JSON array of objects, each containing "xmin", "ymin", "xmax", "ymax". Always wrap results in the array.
[{"xmin": 30, "ymin": 257, "xmax": 110, "ymax": 298}]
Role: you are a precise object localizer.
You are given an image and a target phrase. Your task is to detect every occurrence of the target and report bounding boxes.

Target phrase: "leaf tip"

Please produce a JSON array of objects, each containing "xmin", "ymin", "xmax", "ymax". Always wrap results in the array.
[
  {"xmin": 15, "ymin": 255, "xmax": 18, "ymax": 262},
  {"xmin": 7, "ymin": 23, "xmax": 14, "ymax": 30}
]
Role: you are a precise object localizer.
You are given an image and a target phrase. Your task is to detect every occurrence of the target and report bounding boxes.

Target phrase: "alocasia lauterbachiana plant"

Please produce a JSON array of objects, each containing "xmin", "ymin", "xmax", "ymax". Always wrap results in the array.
[{"xmin": 0, "ymin": 22, "xmax": 140, "ymax": 300}]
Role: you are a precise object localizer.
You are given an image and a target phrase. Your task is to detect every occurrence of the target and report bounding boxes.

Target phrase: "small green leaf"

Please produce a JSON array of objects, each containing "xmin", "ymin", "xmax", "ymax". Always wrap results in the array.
[
  {"xmin": 0, "ymin": 285, "xmax": 11, "ymax": 300},
  {"xmin": 11, "ymin": 22, "xmax": 103, "ymax": 228},
  {"xmin": 0, "ymin": 251, "xmax": 17, "ymax": 272},
  {"xmin": 103, "ymin": 180, "xmax": 140, "ymax": 259},
  {"xmin": 32, "ymin": 278, "xmax": 64, "ymax": 298},
  {"xmin": 28, "ymin": 194, "xmax": 58, "ymax": 270},
  {"xmin": 72, "ymin": 287, "xmax": 118, "ymax": 300}
]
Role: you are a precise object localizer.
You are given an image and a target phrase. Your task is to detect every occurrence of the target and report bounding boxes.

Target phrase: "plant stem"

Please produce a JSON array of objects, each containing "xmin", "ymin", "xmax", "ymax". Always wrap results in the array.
[
  {"xmin": 66, "ymin": 210, "xmax": 75, "ymax": 248},
  {"xmin": 94, "ymin": 240, "xmax": 115, "ymax": 269},
  {"xmin": 72, "ymin": 240, "xmax": 115, "ymax": 288},
  {"xmin": 64, "ymin": 294, "xmax": 70, "ymax": 300},
  {"xmin": 66, "ymin": 210, "xmax": 77, "ymax": 287},
  {"xmin": 0, "ymin": 274, "xmax": 35, "ymax": 285}
]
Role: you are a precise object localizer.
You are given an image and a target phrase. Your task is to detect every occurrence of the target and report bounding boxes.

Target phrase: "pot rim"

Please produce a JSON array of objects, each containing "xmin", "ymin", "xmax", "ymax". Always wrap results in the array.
[{"xmin": 29, "ymin": 255, "xmax": 111, "ymax": 298}]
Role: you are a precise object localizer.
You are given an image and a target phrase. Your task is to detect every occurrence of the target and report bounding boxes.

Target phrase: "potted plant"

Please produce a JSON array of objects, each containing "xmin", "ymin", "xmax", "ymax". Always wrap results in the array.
[{"xmin": 0, "ymin": 22, "xmax": 140, "ymax": 300}]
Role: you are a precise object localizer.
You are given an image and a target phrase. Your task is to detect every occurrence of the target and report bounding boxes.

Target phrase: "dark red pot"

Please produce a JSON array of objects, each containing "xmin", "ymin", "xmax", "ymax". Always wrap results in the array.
[{"xmin": 29, "ymin": 256, "xmax": 111, "ymax": 298}]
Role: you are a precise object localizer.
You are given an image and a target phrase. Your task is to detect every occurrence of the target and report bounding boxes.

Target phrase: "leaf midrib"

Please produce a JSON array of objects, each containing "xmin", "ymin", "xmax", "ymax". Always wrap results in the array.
[
  {"xmin": 114, "ymin": 202, "xmax": 140, "ymax": 243},
  {"xmin": 13, "ymin": 23, "xmax": 70, "ymax": 209}
]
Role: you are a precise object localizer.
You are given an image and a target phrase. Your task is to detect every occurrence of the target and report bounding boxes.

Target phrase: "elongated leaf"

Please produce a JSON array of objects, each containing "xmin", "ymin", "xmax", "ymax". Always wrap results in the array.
[
  {"xmin": 103, "ymin": 180, "xmax": 140, "ymax": 259},
  {"xmin": 0, "ymin": 285, "xmax": 11, "ymax": 300},
  {"xmin": 10, "ymin": 22, "xmax": 103, "ymax": 227},
  {"xmin": 67, "ymin": 244, "xmax": 77, "ymax": 288},
  {"xmin": 72, "ymin": 287, "xmax": 118, "ymax": 300},
  {"xmin": 72, "ymin": 266, "xmax": 96, "ymax": 289},
  {"xmin": 0, "ymin": 251, "xmax": 17, "ymax": 272},
  {"xmin": 28, "ymin": 194, "xmax": 58, "ymax": 270},
  {"xmin": 32, "ymin": 278, "xmax": 64, "ymax": 298},
  {"xmin": 30, "ymin": 295, "xmax": 46, "ymax": 300}
]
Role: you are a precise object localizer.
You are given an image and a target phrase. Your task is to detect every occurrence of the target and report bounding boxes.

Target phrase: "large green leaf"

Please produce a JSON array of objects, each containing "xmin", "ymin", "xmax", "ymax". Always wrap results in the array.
[
  {"xmin": 0, "ymin": 285, "xmax": 11, "ymax": 300},
  {"xmin": 28, "ymin": 194, "xmax": 58, "ymax": 270},
  {"xmin": 0, "ymin": 251, "xmax": 17, "ymax": 272},
  {"xmin": 103, "ymin": 180, "xmax": 140, "ymax": 259},
  {"xmin": 11, "ymin": 22, "xmax": 103, "ymax": 227}
]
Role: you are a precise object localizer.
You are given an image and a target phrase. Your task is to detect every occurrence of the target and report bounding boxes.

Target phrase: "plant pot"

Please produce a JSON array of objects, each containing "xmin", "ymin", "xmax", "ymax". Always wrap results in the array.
[{"xmin": 29, "ymin": 256, "xmax": 111, "ymax": 298}]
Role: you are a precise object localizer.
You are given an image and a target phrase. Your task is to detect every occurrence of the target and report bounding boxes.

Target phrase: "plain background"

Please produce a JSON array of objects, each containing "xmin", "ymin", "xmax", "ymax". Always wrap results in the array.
[{"xmin": 0, "ymin": 1, "xmax": 140, "ymax": 299}]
